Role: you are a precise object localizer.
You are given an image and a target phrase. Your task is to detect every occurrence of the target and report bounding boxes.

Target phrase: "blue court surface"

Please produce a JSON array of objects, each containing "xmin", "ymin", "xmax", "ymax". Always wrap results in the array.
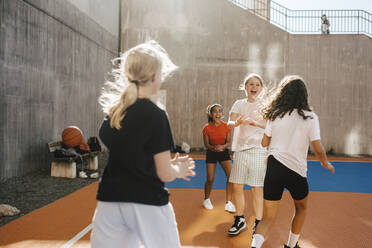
[{"xmin": 166, "ymin": 159, "xmax": 372, "ymax": 193}]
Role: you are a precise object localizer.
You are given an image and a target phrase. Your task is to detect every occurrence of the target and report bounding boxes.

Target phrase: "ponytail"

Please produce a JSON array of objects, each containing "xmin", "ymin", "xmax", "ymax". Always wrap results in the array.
[
  {"xmin": 98, "ymin": 40, "xmax": 178, "ymax": 130},
  {"xmin": 109, "ymin": 82, "xmax": 138, "ymax": 129}
]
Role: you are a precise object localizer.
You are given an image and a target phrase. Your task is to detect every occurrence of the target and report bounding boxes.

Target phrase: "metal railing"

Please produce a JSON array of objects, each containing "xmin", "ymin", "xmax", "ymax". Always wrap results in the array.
[{"xmin": 230, "ymin": 0, "xmax": 372, "ymax": 37}]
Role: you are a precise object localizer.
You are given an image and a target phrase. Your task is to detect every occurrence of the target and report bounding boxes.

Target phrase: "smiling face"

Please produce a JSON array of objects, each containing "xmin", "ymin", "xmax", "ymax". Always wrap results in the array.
[
  {"xmin": 245, "ymin": 77, "xmax": 263, "ymax": 101},
  {"xmin": 210, "ymin": 105, "xmax": 223, "ymax": 124}
]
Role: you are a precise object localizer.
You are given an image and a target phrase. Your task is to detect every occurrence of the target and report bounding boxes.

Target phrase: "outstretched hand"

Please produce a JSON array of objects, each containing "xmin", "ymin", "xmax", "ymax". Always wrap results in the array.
[
  {"xmin": 242, "ymin": 117, "xmax": 257, "ymax": 126},
  {"xmin": 235, "ymin": 116, "xmax": 244, "ymax": 126},
  {"xmin": 242, "ymin": 117, "xmax": 264, "ymax": 128},
  {"xmin": 172, "ymin": 153, "xmax": 196, "ymax": 181},
  {"xmin": 325, "ymin": 162, "xmax": 335, "ymax": 174}
]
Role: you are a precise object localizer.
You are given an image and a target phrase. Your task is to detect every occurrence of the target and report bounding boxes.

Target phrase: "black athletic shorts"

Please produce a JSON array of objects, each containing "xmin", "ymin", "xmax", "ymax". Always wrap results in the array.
[
  {"xmin": 206, "ymin": 149, "xmax": 231, "ymax": 164},
  {"xmin": 264, "ymin": 155, "xmax": 309, "ymax": 201}
]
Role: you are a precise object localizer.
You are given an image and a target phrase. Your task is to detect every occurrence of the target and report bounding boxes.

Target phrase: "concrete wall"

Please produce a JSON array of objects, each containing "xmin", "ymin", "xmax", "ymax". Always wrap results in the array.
[
  {"xmin": 0, "ymin": 0, "xmax": 119, "ymax": 181},
  {"xmin": 1, "ymin": 0, "xmax": 370, "ymax": 182},
  {"xmin": 121, "ymin": 0, "xmax": 371, "ymax": 155},
  {"xmin": 66, "ymin": 0, "xmax": 119, "ymax": 36},
  {"xmin": 120, "ymin": 0, "xmax": 288, "ymax": 149},
  {"xmin": 286, "ymin": 35, "xmax": 372, "ymax": 155}
]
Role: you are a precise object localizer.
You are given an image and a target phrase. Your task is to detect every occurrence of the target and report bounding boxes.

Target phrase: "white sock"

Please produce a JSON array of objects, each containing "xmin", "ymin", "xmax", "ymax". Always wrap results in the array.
[
  {"xmin": 287, "ymin": 231, "xmax": 300, "ymax": 247},
  {"xmin": 251, "ymin": 234, "xmax": 264, "ymax": 248}
]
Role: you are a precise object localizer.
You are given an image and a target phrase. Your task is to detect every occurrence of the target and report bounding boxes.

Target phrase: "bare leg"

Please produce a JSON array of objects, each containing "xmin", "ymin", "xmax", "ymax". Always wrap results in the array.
[
  {"xmin": 220, "ymin": 160, "xmax": 233, "ymax": 202},
  {"xmin": 251, "ymin": 186, "xmax": 264, "ymax": 220},
  {"xmin": 204, "ymin": 163, "xmax": 216, "ymax": 199},
  {"xmin": 291, "ymin": 196, "xmax": 308, "ymax": 234},
  {"xmin": 232, "ymin": 183, "xmax": 245, "ymax": 215},
  {"xmin": 254, "ymin": 199, "xmax": 280, "ymax": 237}
]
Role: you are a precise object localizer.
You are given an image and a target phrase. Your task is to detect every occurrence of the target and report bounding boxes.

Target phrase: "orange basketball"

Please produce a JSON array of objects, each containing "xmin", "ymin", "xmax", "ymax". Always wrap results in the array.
[{"xmin": 62, "ymin": 126, "xmax": 83, "ymax": 147}]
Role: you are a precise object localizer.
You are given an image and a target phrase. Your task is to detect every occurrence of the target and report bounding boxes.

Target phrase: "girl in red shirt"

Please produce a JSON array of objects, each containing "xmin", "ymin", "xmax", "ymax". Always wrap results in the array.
[{"xmin": 202, "ymin": 103, "xmax": 235, "ymax": 212}]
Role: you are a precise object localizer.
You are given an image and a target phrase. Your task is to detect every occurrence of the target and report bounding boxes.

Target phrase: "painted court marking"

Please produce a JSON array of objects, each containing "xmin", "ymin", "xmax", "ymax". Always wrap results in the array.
[
  {"xmin": 61, "ymin": 223, "xmax": 219, "ymax": 248},
  {"xmin": 61, "ymin": 224, "xmax": 92, "ymax": 248}
]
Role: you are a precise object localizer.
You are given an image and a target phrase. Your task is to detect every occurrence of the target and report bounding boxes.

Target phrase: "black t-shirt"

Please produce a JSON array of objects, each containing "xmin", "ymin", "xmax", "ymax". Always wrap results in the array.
[{"xmin": 97, "ymin": 98, "xmax": 174, "ymax": 206}]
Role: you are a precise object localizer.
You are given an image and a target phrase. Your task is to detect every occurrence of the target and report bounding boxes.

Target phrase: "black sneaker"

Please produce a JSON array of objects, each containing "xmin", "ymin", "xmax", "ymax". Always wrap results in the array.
[
  {"xmin": 284, "ymin": 242, "xmax": 301, "ymax": 248},
  {"xmin": 228, "ymin": 216, "xmax": 247, "ymax": 236}
]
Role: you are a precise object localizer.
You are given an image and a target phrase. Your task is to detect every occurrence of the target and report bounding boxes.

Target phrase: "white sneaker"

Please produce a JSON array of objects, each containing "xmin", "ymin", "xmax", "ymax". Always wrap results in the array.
[
  {"xmin": 90, "ymin": 172, "xmax": 99, "ymax": 179},
  {"xmin": 79, "ymin": 171, "xmax": 88, "ymax": 178},
  {"xmin": 202, "ymin": 198, "xmax": 213, "ymax": 210},
  {"xmin": 225, "ymin": 201, "xmax": 236, "ymax": 213}
]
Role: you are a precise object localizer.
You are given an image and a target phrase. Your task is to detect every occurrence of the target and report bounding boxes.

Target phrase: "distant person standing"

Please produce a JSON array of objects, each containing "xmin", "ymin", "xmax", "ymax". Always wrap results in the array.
[{"xmin": 321, "ymin": 14, "xmax": 330, "ymax": 34}]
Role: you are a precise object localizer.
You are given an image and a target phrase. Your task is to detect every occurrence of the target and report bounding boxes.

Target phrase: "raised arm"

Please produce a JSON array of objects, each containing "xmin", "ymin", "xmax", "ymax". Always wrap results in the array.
[
  {"xmin": 245, "ymin": 119, "xmax": 266, "ymax": 129},
  {"xmin": 311, "ymin": 140, "xmax": 335, "ymax": 173},
  {"xmin": 227, "ymin": 112, "xmax": 244, "ymax": 129},
  {"xmin": 154, "ymin": 151, "xmax": 196, "ymax": 182}
]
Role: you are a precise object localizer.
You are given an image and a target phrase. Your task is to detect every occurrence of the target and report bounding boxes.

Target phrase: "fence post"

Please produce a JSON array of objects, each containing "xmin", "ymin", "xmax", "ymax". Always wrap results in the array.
[
  {"xmin": 357, "ymin": 10, "xmax": 360, "ymax": 34},
  {"xmin": 285, "ymin": 7, "xmax": 288, "ymax": 31}
]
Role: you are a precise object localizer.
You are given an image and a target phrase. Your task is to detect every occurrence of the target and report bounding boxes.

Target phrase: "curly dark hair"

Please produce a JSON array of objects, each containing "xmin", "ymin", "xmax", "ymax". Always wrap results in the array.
[
  {"xmin": 206, "ymin": 103, "xmax": 223, "ymax": 123},
  {"xmin": 263, "ymin": 75, "xmax": 313, "ymax": 121}
]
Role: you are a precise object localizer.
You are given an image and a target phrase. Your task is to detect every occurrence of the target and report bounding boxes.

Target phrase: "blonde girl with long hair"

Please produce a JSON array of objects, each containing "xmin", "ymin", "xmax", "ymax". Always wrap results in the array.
[
  {"xmin": 227, "ymin": 73, "xmax": 267, "ymax": 236},
  {"xmin": 91, "ymin": 40, "xmax": 195, "ymax": 248}
]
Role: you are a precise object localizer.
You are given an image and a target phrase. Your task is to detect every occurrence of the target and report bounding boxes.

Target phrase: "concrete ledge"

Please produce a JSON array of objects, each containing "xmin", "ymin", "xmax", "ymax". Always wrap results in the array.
[
  {"xmin": 86, "ymin": 156, "xmax": 98, "ymax": 171},
  {"xmin": 51, "ymin": 161, "xmax": 76, "ymax": 178}
]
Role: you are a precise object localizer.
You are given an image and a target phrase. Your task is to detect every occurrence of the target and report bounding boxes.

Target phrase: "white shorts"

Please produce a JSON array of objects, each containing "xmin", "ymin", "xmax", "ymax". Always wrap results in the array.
[
  {"xmin": 229, "ymin": 147, "xmax": 267, "ymax": 187},
  {"xmin": 91, "ymin": 201, "xmax": 181, "ymax": 248}
]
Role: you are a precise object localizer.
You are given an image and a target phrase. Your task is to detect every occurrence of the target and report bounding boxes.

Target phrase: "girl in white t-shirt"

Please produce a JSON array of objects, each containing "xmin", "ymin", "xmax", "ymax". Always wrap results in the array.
[
  {"xmin": 227, "ymin": 73, "xmax": 267, "ymax": 236},
  {"xmin": 251, "ymin": 75, "xmax": 335, "ymax": 248}
]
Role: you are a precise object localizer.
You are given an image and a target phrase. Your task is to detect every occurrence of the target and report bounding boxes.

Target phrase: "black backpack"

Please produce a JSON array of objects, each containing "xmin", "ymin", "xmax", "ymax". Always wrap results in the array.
[
  {"xmin": 54, "ymin": 148, "xmax": 77, "ymax": 158},
  {"xmin": 87, "ymin": 137, "xmax": 102, "ymax": 152}
]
